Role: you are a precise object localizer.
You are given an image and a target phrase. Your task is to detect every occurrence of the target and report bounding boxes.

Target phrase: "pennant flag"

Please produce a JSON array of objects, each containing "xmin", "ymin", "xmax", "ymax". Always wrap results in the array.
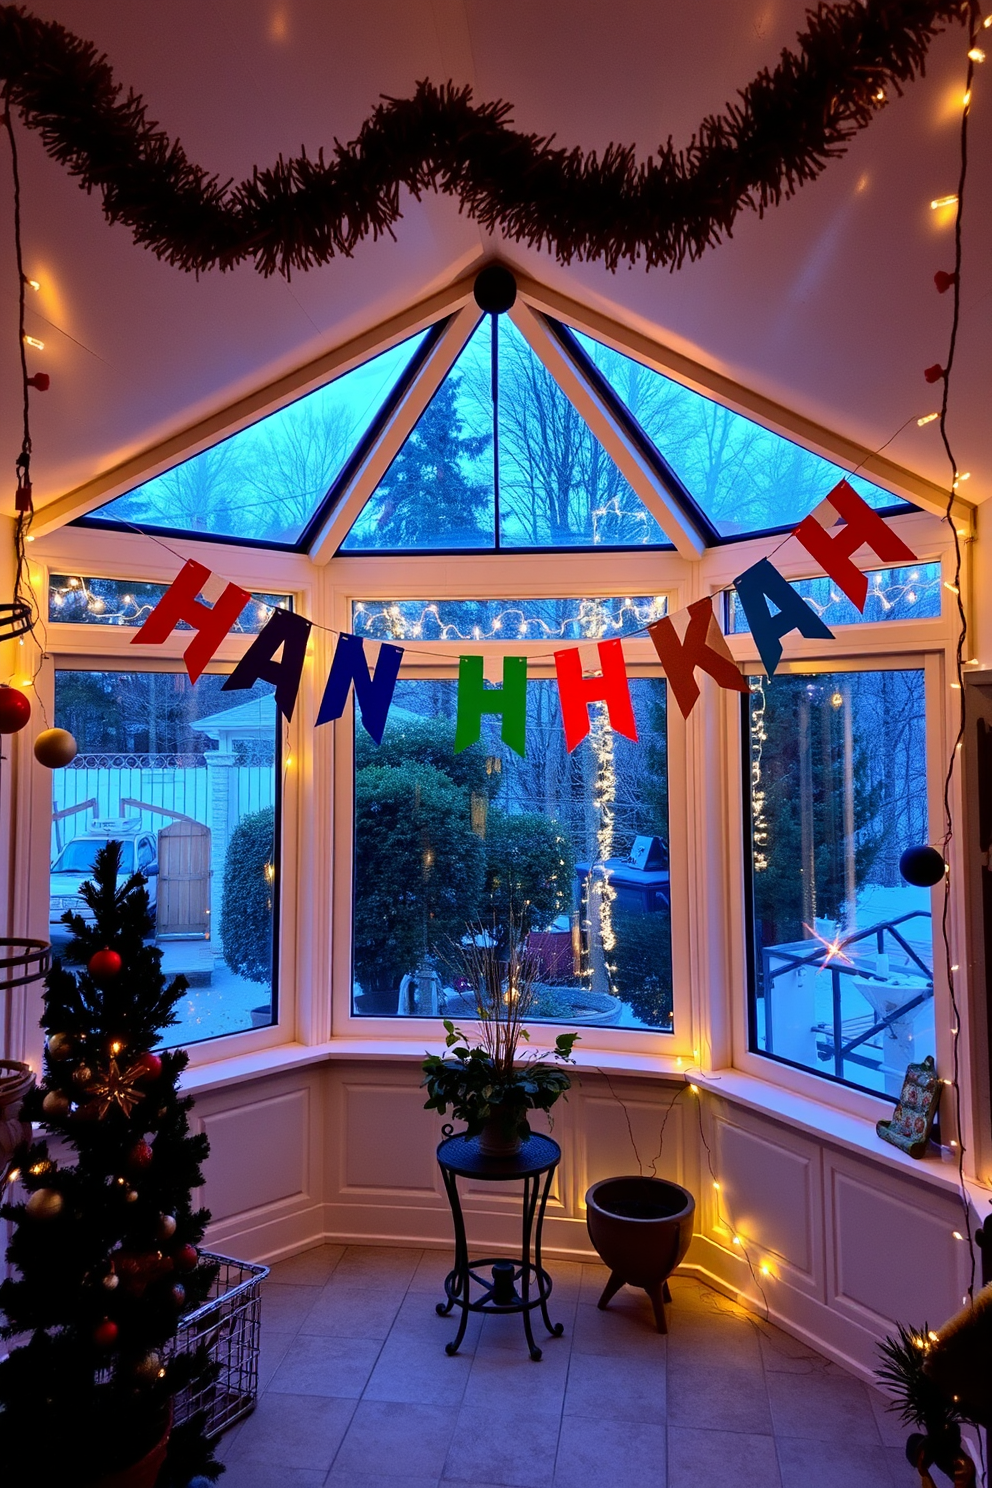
[
  {"xmin": 733, "ymin": 559, "xmax": 835, "ymax": 676},
  {"xmin": 647, "ymin": 597, "xmax": 748, "ymax": 720},
  {"xmin": 316, "ymin": 632, "xmax": 403, "ymax": 744},
  {"xmin": 792, "ymin": 479, "xmax": 917, "ymax": 610},
  {"xmin": 131, "ymin": 559, "xmax": 251, "ymax": 683},
  {"xmin": 222, "ymin": 607, "xmax": 312, "ymax": 721},
  {"xmin": 455, "ymin": 655, "xmax": 528, "ymax": 757},
  {"xmin": 554, "ymin": 638, "xmax": 638, "ymax": 753}
]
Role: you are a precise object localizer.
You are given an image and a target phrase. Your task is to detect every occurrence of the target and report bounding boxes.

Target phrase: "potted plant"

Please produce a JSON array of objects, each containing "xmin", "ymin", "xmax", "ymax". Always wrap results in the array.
[{"xmin": 422, "ymin": 911, "xmax": 579, "ymax": 1155}]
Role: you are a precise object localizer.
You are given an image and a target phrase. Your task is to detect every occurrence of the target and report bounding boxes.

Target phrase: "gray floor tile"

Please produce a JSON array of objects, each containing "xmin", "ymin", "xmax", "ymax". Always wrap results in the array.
[
  {"xmin": 300, "ymin": 1284, "xmax": 404, "ymax": 1339},
  {"xmin": 667, "ymin": 1361, "xmax": 773, "ymax": 1434},
  {"xmin": 218, "ymin": 1465, "xmax": 326, "ymax": 1488},
  {"xmin": 260, "ymin": 1282, "xmax": 325, "ymax": 1333},
  {"xmin": 776, "ymin": 1435, "xmax": 906, "ymax": 1487},
  {"xmin": 325, "ymin": 1476, "xmax": 440, "ymax": 1488},
  {"xmin": 868, "ymin": 1385, "xmax": 912, "ymax": 1448},
  {"xmin": 331, "ymin": 1244, "xmax": 424, "ymax": 1288},
  {"xmin": 226, "ymin": 1392, "xmax": 357, "ymax": 1470},
  {"xmin": 563, "ymin": 1348, "xmax": 666, "ymax": 1423},
  {"xmin": 333, "ymin": 1400, "xmax": 458, "ymax": 1479},
  {"xmin": 364, "ymin": 1330, "xmax": 475, "ymax": 1405},
  {"xmin": 554, "ymin": 1414, "xmax": 668, "ymax": 1486},
  {"xmin": 766, "ymin": 1370, "xmax": 882, "ymax": 1445},
  {"xmin": 267, "ymin": 1244, "xmax": 346, "ymax": 1286},
  {"xmin": 462, "ymin": 1339, "xmax": 569, "ymax": 1412},
  {"xmin": 257, "ymin": 1327, "xmax": 295, "ymax": 1389},
  {"xmin": 667, "ymin": 1307, "xmax": 763, "ymax": 1368},
  {"xmin": 268, "ymin": 1333, "xmax": 382, "ymax": 1397},
  {"xmin": 570, "ymin": 1297, "xmax": 670, "ymax": 1355},
  {"xmin": 442, "ymin": 1405, "xmax": 561, "ymax": 1487},
  {"xmin": 409, "ymin": 1248, "xmax": 457, "ymax": 1293},
  {"xmin": 668, "ymin": 1426, "xmax": 781, "ymax": 1488}
]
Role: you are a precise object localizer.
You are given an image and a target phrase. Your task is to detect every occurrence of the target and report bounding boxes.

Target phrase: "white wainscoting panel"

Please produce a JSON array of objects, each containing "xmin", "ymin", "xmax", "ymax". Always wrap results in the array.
[{"xmin": 188, "ymin": 1058, "xmax": 975, "ymax": 1385}]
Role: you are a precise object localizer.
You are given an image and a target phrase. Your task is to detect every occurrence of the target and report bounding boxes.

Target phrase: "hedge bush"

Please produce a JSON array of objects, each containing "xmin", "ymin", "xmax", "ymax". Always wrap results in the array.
[{"xmin": 221, "ymin": 805, "xmax": 275, "ymax": 984}]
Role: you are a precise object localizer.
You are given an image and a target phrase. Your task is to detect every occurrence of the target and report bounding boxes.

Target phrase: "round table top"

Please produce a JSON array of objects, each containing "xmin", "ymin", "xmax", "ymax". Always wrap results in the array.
[{"xmin": 437, "ymin": 1131, "xmax": 561, "ymax": 1179}]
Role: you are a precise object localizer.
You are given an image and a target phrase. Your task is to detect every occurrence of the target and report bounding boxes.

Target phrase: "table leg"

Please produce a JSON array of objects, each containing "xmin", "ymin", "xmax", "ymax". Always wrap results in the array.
[
  {"xmin": 534, "ymin": 1165, "xmax": 564, "ymax": 1340},
  {"xmin": 520, "ymin": 1173, "xmax": 543, "ymax": 1360},
  {"xmin": 438, "ymin": 1166, "xmax": 471, "ymax": 1355}
]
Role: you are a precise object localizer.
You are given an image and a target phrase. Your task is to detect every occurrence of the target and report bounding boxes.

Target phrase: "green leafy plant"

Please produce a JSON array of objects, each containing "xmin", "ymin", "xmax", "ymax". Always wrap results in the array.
[
  {"xmin": 876, "ymin": 1324, "xmax": 967, "ymax": 1484},
  {"xmin": 423, "ymin": 906, "xmax": 579, "ymax": 1141}
]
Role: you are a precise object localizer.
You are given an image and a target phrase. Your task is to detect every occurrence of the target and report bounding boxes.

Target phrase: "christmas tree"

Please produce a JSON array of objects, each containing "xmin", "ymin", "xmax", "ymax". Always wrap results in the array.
[{"xmin": 0, "ymin": 843, "xmax": 221, "ymax": 1485}]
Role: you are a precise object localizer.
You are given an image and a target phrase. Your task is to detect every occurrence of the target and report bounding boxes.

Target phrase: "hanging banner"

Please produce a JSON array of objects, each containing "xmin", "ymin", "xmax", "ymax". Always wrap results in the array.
[
  {"xmin": 316, "ymin": 632, "xmax": 404, "ymax": 744},
  {"xmin": 647, "ymin": 597, "xmax": 749, "ymax": 720},
  {"xmin": 455, "ymin": 655, "xmax": 528, "ymax": 757},
  {"xmin": 130, "ymin": 559, "xmax": 251, "ymax": 683},
  {"xmin": 221, "ymin": 607, "xmax": 312, "ymax": 721},
  {"xmin": 554, "ymin": 638, "xmax": 638, "ymax": 753},
  {"xmin": 733, "ymin": 558, "xmax": 835, "ymax": 677},
  {"xmin": 791, "ymin": 479, "xmax": 918, "ymax": 610}
]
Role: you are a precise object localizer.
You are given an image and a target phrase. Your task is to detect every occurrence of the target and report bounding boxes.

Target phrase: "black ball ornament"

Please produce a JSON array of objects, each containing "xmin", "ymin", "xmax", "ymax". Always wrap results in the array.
[
  {"xmin": 899, "ymin": 845, "xmax": 946, "ymax": 888},
  {"xmin": 474, "ymin": 264, "xmax": 517, "ymax": 315}
]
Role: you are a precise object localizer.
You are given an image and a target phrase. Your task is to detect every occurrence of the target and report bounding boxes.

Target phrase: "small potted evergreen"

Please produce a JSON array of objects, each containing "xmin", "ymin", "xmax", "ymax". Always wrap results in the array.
[
  {"xmin": 422, "ymin": 912, "xmax": 578, "ymax": 1154},
  {"xmin": 0, "ymin": 845, "xmax": 221, "ymax": 1486}
]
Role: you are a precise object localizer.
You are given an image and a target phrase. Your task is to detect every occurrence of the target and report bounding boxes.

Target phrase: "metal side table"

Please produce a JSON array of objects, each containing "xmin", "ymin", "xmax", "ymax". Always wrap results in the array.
[{"xmin": 435, "ymin": 1131, "xmax": 563, "ymax": 1361}]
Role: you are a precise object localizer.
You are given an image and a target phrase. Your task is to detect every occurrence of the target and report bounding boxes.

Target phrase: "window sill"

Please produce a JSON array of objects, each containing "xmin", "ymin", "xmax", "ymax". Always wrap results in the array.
[{"xmin": 179, "ymin": 1039, "xmax": 991, "ymax": 1208}]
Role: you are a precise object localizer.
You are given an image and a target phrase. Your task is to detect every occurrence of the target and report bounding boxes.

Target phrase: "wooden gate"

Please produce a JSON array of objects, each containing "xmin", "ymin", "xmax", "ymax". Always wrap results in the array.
[{"xmin": 156, "ymin": 819, "xmax": 211, "ymax": 939}]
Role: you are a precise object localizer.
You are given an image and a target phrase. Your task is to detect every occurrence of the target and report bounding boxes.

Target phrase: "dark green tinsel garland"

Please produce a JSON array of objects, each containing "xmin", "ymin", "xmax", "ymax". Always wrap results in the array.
[{"xmin": 0, "ymin": 1, "xmax": 978, "ymax": 278}]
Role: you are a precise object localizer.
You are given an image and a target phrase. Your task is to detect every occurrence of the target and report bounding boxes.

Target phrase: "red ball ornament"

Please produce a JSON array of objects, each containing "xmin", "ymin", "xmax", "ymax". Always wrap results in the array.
[
  {"xmin": 0, "ymin": 686, "xmax": 31, "ymax": 734},
  {"xmin": 174, "ymin": 1244, "xmax": 199, "ymax": 1273},
  {"xmin": 127, "ymin": 1140, "xmax": 153, "ymax": 1173},
  {"xmin": 134, "ymin": 1052, "xmax": 163, "ymax": 1083},
  {"xmin": 88, "ymin": 948, "xmax": 122, "ymax": 981},
  {"xmin": 94, "ymin": 1318, "xmax": 119, "ymax": 1349}
]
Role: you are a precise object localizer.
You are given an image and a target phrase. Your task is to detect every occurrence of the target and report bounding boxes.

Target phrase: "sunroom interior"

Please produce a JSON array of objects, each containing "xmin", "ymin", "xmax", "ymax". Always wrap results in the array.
[{"xmin": 2, "ymin": 3, "xmax": 992, "ymax": 1486}]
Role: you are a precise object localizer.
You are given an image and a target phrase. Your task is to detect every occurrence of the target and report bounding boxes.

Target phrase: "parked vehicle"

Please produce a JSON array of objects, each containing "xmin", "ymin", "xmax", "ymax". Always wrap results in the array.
[{"xmin": 50, "ymin": 820, "xmax": 158, "ymax": 941}]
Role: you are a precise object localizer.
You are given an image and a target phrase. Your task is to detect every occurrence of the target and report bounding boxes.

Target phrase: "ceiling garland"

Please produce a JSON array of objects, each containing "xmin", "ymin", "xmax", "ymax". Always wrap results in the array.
[{"xmin": 0, "ymin": 1, "xmax": 977, "ymax": 278}]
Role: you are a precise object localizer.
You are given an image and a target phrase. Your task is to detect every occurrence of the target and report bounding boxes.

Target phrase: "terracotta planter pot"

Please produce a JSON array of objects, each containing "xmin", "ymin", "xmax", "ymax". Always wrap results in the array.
[
  {"xmin": 585, "ymin": 1175, "xmax": 695, "ymax": 1333},
  {"xmin": 87, "ymin": 1406, "xmax": 171, "ymax": 1488}
]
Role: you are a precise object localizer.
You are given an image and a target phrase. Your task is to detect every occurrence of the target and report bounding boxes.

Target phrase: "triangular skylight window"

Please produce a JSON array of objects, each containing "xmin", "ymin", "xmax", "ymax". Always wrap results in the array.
[
  {"xmin": 341, "ymin": 316, "xmax": 673, "ymax": 552},
  {"xmin": 564, "ymin": 326, "xmax": 914, "ymax": 540},
  {"xmin": 83, "ymin": 330, "xmax": 431, "ymax": 548}
]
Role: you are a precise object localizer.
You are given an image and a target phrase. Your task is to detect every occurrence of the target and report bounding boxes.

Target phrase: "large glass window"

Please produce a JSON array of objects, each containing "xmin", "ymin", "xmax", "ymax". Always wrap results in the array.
[
  {"xmin": 744, "ymin": 668, "xmax": 934, "ymax": 1096},
  {"xmin": 342, "ymin": 317, "xmax": 672, "ymax": 552},
  {"xmin": 83, "ymin": 332, "xmax": 428, "ymax": 546},
  {"xmin": 351, "ymin": 670, "xmax": 672, "ymax": 1031},
  {"xmin": 52, "ymin": 670, "xmax": 280, "ymax": 1046}
]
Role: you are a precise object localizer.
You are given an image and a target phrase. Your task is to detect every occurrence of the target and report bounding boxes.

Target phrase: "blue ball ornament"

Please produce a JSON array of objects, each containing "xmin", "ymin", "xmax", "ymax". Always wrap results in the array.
[{"xmin": 899, "ymin": 845, "xmax": 946, "ymax": 888}]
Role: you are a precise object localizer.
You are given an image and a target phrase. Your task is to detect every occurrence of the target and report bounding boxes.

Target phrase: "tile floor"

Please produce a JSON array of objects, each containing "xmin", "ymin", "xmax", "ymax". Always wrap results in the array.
[{"xmin": 216, "ymin": 1243, "xmax": 918, "ymax": 1488}]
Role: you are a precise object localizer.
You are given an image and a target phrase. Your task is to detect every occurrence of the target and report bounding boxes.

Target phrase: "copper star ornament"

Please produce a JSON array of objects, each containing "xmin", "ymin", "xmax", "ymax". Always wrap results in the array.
[{"xmin": 84, "ymin": 1055, "xmax": 147, "ymax": 1119}]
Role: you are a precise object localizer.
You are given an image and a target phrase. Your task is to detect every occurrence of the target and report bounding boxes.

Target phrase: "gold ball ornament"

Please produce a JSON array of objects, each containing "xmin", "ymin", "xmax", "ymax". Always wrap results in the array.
[
  {"xmin": 42, "ymin": 1089, "xmax": 71, "ymax": 1119},
  {"xmin": 72, "ymin": 1065, "xmax": 93, "ymax": 1088},
  {"xmin": 47, "ymin": 1031, "xmax": 75, "ymax": 1061},
  {"xmin": 157, "ymin": 1213, "xmax": 177, "ymax": 1241},
  {"xmin": 25, "ymin": 1187, "xmax": 63, "ymax": 1220},
  {"xmin": 33, "ymin": 728, "xmax": 78, "ymax": 769},
  {"xmin": 133, "ymin": 1350, "xmax": 162, "ymax": 1382}
]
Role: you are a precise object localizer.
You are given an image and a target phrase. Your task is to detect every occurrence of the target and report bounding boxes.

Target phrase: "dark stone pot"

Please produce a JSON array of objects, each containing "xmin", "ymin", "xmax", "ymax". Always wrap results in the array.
[{"xmin": 585, "ymin": 1175, "xmax": 695, "ymax": 1333}]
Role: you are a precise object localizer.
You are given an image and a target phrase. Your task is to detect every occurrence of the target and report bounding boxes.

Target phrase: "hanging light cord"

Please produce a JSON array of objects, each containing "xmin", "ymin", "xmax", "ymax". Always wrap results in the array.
[
  {"xmin": 2, "ymin": 87, "xmax": 36, "ymax": 616},
  {"xmin": 937, "ymin": 13, "xmax": 980, "ymax": 1305}
]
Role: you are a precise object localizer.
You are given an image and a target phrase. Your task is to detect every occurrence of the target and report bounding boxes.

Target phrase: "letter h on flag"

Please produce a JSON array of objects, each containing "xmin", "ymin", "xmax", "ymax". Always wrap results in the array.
[
  {"xmin": 554, "ymin": 639, "xmax": 637, "ymax": 753},
  {"xmin": 131, "ymin": 559, "xmax": 251, "ymax": 682},
  {"xmin": 792, "ymin": 479, "xmax": 917, "ymax": 610}
]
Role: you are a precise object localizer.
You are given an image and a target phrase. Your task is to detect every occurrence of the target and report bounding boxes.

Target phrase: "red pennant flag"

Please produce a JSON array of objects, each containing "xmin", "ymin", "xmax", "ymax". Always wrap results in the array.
[
  {"xmin": 647, "ymin": 598, "xmax": 748, "ymax": 720},
  {"xmin": 792, "ymin": 480, "xmax": 917, "ymax": 611},
  {"xmin": 554, "ymin": 639, "xmax": 637, "ymax": 753},
  {"xmin": 131, "ymin": 560, "xmax": 251, "ymax": 683}
]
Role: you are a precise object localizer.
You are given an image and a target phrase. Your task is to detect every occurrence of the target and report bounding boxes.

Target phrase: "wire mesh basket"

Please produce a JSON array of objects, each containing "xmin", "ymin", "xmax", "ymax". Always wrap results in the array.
[{"xmin": 170, "ymin": 1251, "xmax": 269, "ymax": 1438}]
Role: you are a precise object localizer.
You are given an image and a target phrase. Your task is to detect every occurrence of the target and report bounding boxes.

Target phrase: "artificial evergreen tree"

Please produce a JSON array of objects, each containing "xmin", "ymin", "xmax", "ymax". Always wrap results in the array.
[{"xmin": 0, "ymin": 843, "xmax": 221, "ymax": 1485}]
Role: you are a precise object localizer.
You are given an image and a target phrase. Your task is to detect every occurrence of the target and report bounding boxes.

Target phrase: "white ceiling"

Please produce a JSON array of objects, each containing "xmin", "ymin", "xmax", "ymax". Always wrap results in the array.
[{"xmin": 1, "ymin": 0, "xmax": 989, "ymax": 518}]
